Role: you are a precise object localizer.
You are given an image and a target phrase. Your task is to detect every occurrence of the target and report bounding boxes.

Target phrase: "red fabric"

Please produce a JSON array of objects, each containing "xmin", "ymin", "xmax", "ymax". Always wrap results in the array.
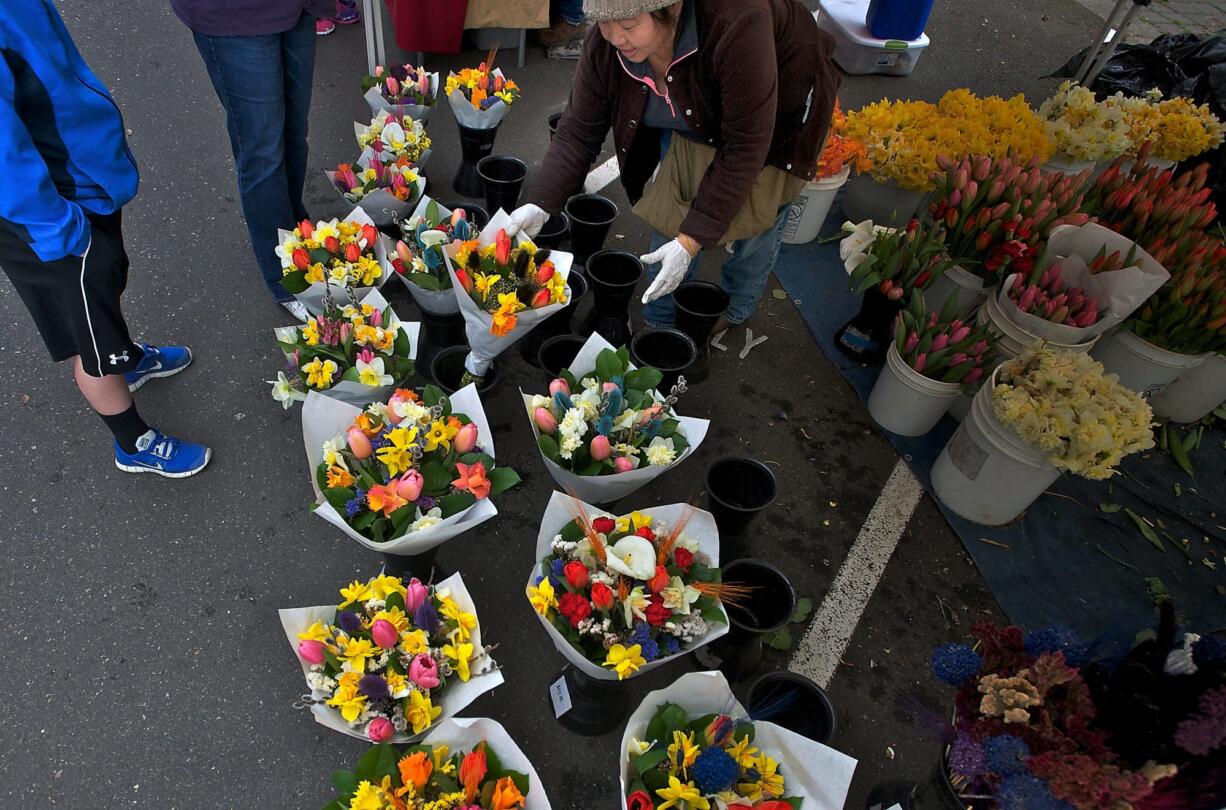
[{"xmin": 386, "ymin": 0, "xmax": 468, "ymax": 54}]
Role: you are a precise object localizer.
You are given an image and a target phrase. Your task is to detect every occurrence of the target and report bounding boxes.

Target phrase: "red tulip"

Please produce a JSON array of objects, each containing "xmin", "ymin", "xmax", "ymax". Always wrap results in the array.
[
  {"xmin": 299, "ymin": 220, "xmax": 315, "ymax": 238},
  {"xmin": 535, "ymin": 261, "xmax": 555, "ymax": 284},
  {"xmin": 530, "ymin": 288, "xmax": 552, "ymax": 308},
  {"xmin": 344, "ymin": 242, "xmax": 361, "ymax": 263},
  {"xmin": 494, "ymin": 229, "xmax": 511, "ymax": 266},
  {"xmin": 454, "ymin": 423, "xmax": 479, "ymax": 454},
  {"xmin": 292, "ymin": 248, "xmax": 310, "ymax": 270},
  {"xmin": 324, "ymin": 236, "xmax": 341, "ymax": 254}
]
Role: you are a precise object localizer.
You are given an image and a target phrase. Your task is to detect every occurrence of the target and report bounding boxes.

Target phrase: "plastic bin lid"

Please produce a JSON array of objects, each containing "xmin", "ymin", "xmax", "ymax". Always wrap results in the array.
[{"xmin": 817, "ymin": 0, "xmax": 931, "ymax": 47}]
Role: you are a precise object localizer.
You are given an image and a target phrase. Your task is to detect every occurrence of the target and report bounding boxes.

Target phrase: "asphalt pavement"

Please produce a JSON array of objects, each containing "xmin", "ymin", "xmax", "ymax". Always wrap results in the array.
[{"xmin": 0, "ymin": 1, "xmax": 1106, "ymax": 807}]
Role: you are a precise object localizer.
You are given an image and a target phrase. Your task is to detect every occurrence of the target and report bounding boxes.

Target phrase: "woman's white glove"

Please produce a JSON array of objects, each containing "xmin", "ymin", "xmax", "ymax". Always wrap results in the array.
[
  {"xmin": 640, "ymin": 238, "xmax": 698, "ymax": 303},
  {"xmin": 505, "ymin": 204, "xmax": 549, "ymax": 239}
]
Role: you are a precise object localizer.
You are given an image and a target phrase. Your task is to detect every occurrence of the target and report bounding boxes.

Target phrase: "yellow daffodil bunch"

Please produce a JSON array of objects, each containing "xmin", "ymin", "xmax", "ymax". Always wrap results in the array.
[
  {"xmin": 295, "ymin": 574, "xmax": 495, "ymax": 741},
  {"xmin": 357, "ymin": 112, "xmax": 432, "ymax": 164},
  {"xmin": 1108, "ymin": 90, "xmax": 1226, "ymax": 162},
  {"xmin": 992, "ymin": 346, "xmax": 1154, "ymax": 479},
  {"xmin": 845, "ymin": 90, "xmax": 1052, "ymax": 191},
  {"xmin": 1039, "ymin": 81, "xmax": 1133, "ymax": 162},
  {"xmin": 445, "ymin": 63, "xmax": 520, "ymax": 111}
]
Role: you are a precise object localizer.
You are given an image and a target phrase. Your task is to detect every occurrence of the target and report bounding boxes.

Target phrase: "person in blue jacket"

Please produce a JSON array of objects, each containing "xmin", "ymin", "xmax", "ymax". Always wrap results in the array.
[{"xmin": 0, "ymin": 1, "xmax": 211, "ymax": 478}]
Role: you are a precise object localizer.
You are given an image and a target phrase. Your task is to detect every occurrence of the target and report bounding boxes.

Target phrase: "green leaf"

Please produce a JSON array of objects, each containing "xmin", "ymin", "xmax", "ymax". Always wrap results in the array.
[
  {"xmin": 422, "ymin": 384, "xmax": 446, "ymax": 407},
  {"xmin": 488, "ymin": 466, "xmax": 522, "ymax": 495},
  {"xmin": 351, "ymin": 510, "xmax": 377, "ymax": 531},
  {"xmin": 635, "ymin": 749, "xmax": 669, "ymax": 774},
  {"xmin": 560, "ymin": 369, "xmax": 578, "ymax": 391},
  {"xmin": 701, "ymin": 605, "xmax": 727, "ymax": 625},
  {"xmin": 331, "ymin": 769, "xmax": 358, "ymax": 800},
  {"xmin": 1124, "ymin": 507, "xmax": 1165, "ymax": 552},
  {"xmin": 422, "ymin": 461, "xmax": 452, "ymax": 494},
  {"xmin": 1145, "ymin": 576, "xmax": 1172, "ymax": 606},
  {"xmin": 408, "ymin": 273, "xmax": 444, "ymax": 291},
  {"xmin": 324, "ymin": 486, "xmax": 355, "ymax": 513},
  {"xmin": 792, "ymin": 596, "xmax": 813, "ymax": 623},
  {"xmin": 538, "ymin": 434, "xmax": 560, "ymax": 461},
  {"xmin": 762, "ymin": 628, "xmax": 793, "ymax": 651},
  {"xmin": 340, "ymin": 366, "xmax": 361, "ymax": 383},
  {"xmin": 439, "ymin": 491, "xmax": 476, "ymax": 517},
  {"xmin": 670, "ymin": 432, "xmax": 690, "ymax": 454},
  {"xmin": 595, "ymin": 349, "xmax": 622, "ymax": 382},
  {"xmin": 321, "ymin": 800, "xmax": 346, "ymax": 810},
  {"xmin": 560, "ymin": 520, "xmax": 586, "ymax": 543},
  {"xmin": 625, "ymin": 366, "xmax": 663, "ymax": 393},
  {"xmin": 426, "ymin": 199, "xmax": 441, "ymax": 224},
  {"xmin": 458, "ymin": 452, "xmax": 496, "ymax": 467},
  {"xmin": 354, "ymin": 745, "xmax": 396, "ymax": 783},
  {"xmin": 279, "ymin": 271, "xmax": 311, "ymax": 295},
  {"xmin": 1099, "ymin": 502, "xmax": 1122, "ymax": 513}
]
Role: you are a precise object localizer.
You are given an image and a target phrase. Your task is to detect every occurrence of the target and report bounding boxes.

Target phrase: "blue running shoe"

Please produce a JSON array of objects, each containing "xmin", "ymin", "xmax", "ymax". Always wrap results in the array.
[
  {"xmin": 125, "ymin": 343, "xmax": 192, "ymax": 391},
  {"xmin": 115, "ymin": 429, "xmax": 212, "ymax": 478}
]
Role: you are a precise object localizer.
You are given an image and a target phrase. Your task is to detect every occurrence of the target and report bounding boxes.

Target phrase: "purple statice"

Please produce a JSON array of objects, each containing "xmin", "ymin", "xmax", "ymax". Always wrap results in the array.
[
  {"xmin": 984, "ymin": 735, "xmax": 1031, "ymax": 777},
  {"xmin": 359, "ymin": 674, "xmax": 390, "ymax": 700},
  {"xmin": 1024, "ymin": 626, "xmax": 1085, "ymax": 666},
  {"xmin": 997, "ymin": 775, "xmax": 1074, "ymax": 810},
  {"xmin": 338, "ymin": 611, "xmax": 363, "ymax": 634},
  {"xmin": 949, "ymin": 732, "xmax": 986, "ymax": 779},
  {"xmin": 931, "ymin": 643, "xmax": 982, "ymax": 686},
  {"xmin": 1193, "ymin": 634, "xmax": 1226, "ymax": 667},
  {"xmin": 415, "ymin": 495, "xmax": 436, "ymax": 512}
]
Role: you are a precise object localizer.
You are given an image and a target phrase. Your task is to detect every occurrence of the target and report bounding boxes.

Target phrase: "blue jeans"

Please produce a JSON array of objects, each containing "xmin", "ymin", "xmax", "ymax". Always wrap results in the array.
[
  {"xmin": 193, "ymin": 12, "xmax": 315, "ymax": 302},
  {"xmin": 555, "ymin": 0, "xmax": 585, "ymax": 25}
]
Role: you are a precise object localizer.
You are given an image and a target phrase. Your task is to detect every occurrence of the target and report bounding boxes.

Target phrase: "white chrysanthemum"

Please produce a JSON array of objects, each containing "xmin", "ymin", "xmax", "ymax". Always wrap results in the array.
[{"xmin": 645, "ymin": 436, "xmax": 677, "ymax": 466}]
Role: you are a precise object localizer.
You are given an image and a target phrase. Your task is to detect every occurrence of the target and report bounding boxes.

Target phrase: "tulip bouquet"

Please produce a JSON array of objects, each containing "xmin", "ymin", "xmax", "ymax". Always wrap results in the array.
[
  {"xmin": 1110, "ymin": 90, "xmax": 1225, "ymax": 164},
  {"xmin": 1038, "ymin": 80, "xmax": 1133, "ymax": 165},
  {"xmin": 620, "ymin": 671, "xmax": 857, "ymax": 810},
  {"xmin": 356, "ymin": 111, "xmax": 433, "ymax": 168},
  {"xmin": 320, "ymin": 718, "xmax": 552, "ymax": 809},
  {"xmin": 993, "ymin": 346, "xmax": 1154, "ymax": 479},
  {"xmin": 1006, "ymin": 259, "xmax": 1105, "ymax": 328},
  {"xmin": 894, "ymin": 292, "xmax": 995, "ymax": 389},
  {"xmin": 390, "ymin": 197, "xmax": 480, "ymax": 315},
  {"xmin": 445, "ymin": 210, "xmax": 573, "ymax": 378},
  {"xmin": 446, "ymin": 64, "xmax": 519, "ymax": 130},
  {"xmin": 327, "ymin": 156, "xmax": 425, "ymax": 228},
  {"xmin": 302, "ymin": 385, "xmax": 520, "ymax": 557},
  {"xmin": 270, "ymin": 289, "xmax": 418, "ymax": 408},
  {"xmin": 361, "ymin": 63, "xmax": 440, "ymax": 122},
  {"xmin": 526, "ymin": 493, "xmax": 729, "ymax": 683},
  {"xmin": 842, "ymin": 218, "xmax": 954, "ymax": 299},
  {"xmin": 276, "ymin": 208, "xmax": 391, "ymax": 315},
  {"xmin": 816, "ymin": 99, "xmax": 867, "ymax": 180},
  {"xmin": 279, "ymin": 572, "xmax": 502, "ymax": 743},
  {"xmin": 520, "ymin": 332, "xmax": 709, "ymax": 504},
  {"xmin": 927, "ymin": 153, "xmax": 1092, "ymax": 284}
]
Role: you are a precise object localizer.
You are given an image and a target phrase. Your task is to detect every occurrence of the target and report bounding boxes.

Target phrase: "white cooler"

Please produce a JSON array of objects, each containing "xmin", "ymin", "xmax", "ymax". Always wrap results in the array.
[{"xmin": 817, "ymin": 0, "xmax": 930, "ymax": 76}]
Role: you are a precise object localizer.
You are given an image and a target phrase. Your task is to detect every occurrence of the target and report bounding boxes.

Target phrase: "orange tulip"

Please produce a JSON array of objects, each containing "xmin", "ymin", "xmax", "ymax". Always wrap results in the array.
[
  {"xmin": 452, "ymin": 462, "xmax": 491, "ymax": 500},
  {"xmin": 459, "ymin": 745, "xmax": 487, "ymax": 802},
  {"xmin": 398, "ymin": 751, "xmax": 432, "ymax": 791},
  {"xmin": 490, "ymin": 776, "xmax": 525, "ymax": 810},
  {"xmin": 366, "ymin": 482, "xmax": 408, "ymax": 517}
]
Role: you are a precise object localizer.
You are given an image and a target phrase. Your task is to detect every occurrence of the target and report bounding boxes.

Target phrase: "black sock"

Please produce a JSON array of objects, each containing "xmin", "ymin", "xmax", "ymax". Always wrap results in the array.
[{"xmin": 99, "ymin": 404, "xmax": 151, "ymax": 453}]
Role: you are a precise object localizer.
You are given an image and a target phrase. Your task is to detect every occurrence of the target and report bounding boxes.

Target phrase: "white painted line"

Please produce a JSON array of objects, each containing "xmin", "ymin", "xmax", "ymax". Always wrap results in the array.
[
  {"xmin": 584, "ymin": 156, "xmax": 621, "ymax": 194},
  {"xmin": 788, "ymin": 459, "xmax": 923, "ymax": 688}
]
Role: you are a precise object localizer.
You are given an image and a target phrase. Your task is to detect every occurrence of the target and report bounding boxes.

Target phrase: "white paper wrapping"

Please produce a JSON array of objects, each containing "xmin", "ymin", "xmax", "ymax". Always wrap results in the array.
[
  {"xmin": 363, "ymin": 72, "xmax": 440, "ymax": 122},
  {"xmin": 395, "ymin": 195, "xmax": 464, "ymax": 315},
  {"xmin": 278, "ymin": 207, "xmax": 393, "ymax": 315},
  {"xmin": 520, "ymin": 332, "xmax": 710, "ymax": 503},
  {"xmin": 998, "ymin": 223, "xmax": 1170, "ymax": 344},
  {"xmin": 445, "ymin": 209, "xmax": 574, "ymax": 376},
  {"xmin": 275, "ymin": 289, "xmax": 420, "ymax": 408},
  {"xmin": 278, "ymin": 571, "xmax": 504, "ymax": 743},
  {"xmin": 326, "ymin": 159, "xmax": 426, "ymax": 228},
  {"xmin": 420, "ymin": 718, "xmax": 553, "ymax": 810},
  {"xmin": 528, "ymin": 491, "xmax": 728, "ymax": 682},
  {"xmin": 618, "ymin": 671, "xmax": 858, "ymax": 810},
  {"xmin": 301, "ymin": 383, "xmax": 499, "ymax": 556},
  {"xmin": 446, "ymin": 69, "xmax": 512, "ymax": 130}
]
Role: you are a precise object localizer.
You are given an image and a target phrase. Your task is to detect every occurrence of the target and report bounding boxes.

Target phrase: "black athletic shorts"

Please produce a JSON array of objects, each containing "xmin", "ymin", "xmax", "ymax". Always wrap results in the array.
[{"xmin": 0, "ymin": 211, "xmax": 143, "ymax": 377}]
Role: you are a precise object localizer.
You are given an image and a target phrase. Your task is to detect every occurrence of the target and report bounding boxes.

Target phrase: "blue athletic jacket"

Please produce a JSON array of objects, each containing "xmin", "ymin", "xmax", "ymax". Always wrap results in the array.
[{"xmin": 0, "ymin": 1, "xmax": 138, "ymax": 261}]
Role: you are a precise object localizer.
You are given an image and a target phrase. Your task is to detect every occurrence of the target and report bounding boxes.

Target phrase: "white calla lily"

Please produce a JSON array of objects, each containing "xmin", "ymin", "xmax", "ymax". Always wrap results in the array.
[{"xmin": 604, "ymin": 536, "xmax": 658, "ymax": 580}]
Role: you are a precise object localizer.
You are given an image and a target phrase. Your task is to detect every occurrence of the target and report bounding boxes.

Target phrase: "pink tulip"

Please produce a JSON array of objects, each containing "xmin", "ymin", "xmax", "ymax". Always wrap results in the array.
[
  {"xmin": 396, "ymin": 470, "xmax": 424, "ymax": 502},
  {"xmin": 548, "ymin": 378, "xmax": 570, "ymax": 397},
  {"xmin": 602, "ymin": 382, "xmax": 619, "ymax": 393},
  {"xmin": 419, "ymin": 73, "xmax": 430, "ymax": 95},
  {"xmin": 590, "ymin": 434, "xmax": 611, "ymax": 461},
  {"xmin": 347, "ymin": 427, "xmax": 373, "ymax": 459},
  {"xmin": 534, "ymin": 407, "xmax": 558, "ymax": 434},
  {"xmin": 386, "ymin": 390, "xmax": 415, "ymax": 424},
  {"xmin": 450, "ymin": 207, "xmax": 466, "ymax": 226},
  {"xmin": 950, "ymin": 326, "xmax": 971, "ymax": 344},
  {"xmin": 913, "ymin": 352, "xmax": 928, "ymax": 372},
  {"xmin": 368, "ymin": 717, "xmax": 394, "ymax": 742},
  {"xmin": 298, "ymin": 639, "xmax": 327, "ymax": 665},
  {"xmin": 904, "ymin": 331, "xmax": 919, "ymax": 354},
  {"xmin": 886, "ymin": 286, "xmax": 904, "ymax": 301},
  {"xmin": 374, "ymin": 65, "xmax": 384, "ymax": 77},
  {"xmin": 965, "ymin": 366, "xmax": 984, "ymax": 384},
  {"xmin": 403, "ymin": 579, "xmax": 429, "ymax": 613},
  {"xmin": 409, "ymin": 653, "xmax": 441, "ymax": 689},
  {"xmin": 1018, "ymin": 286, "xmax": 1039, "ymax": 312},
  {"xmin": 339, "ymin": 323, "xmax": 351, "ymax": 344},
  {"xmin": 290, "ymin": 350, "xmax": 300, "ymax": 368},
  {"xmin": 396, "ymin": 240, "xmax": 413, "ymax": 264},
  {"xmin": 949, "ymin": 352, "xmax": 970, "ymax": 367},
  {"xmin": 454, "ymin": 422, "xmax": 479, "ymax": 454},
  {"xmin": 387, "ymin": 76, "xmax": 400, "ymax": 96},
  {"xmin": 930, "ymin": 334, "xmax": 949, "ymax": 351},
  {"xmin": 613, "ymin": 457, "xmax": 634, "ymax": 473},
  {"xmin": 370, "ymin": 308, "xmax": 383, "ymax": 328},
  {"xmin": 371, "ymin": 619, "xmax": 399, "ymax": 649}
]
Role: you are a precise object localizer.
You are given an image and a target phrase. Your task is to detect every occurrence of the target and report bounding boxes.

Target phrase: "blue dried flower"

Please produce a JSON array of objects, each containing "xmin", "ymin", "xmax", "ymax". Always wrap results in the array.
[
  {"xmin": 1024, "ymin": 626, "xmax": 1085, "ymax": 665},
  {"xmin": 338, "ymin": 610, "xmax": 363, "ymax": 634},
  {"xmin": 931, "ymin": 643, "xmax": 982, "ymax": 686},
  {"xmin": 553, "ymin": 391, "xmax": 574, "ymax": 413},
  {"xmin": 359, "ymin": 674, "xmax": 390, "ymax": 700},
  {"xmin": 1194, "ymin": 634, "xmax": 1226, "ymax": 667},
  {"xmin": 345, "ymin": 496, "xmax": 365, "ymax": 519},
  {"xmin": 948, "ymin": 732, "xmax": 985, "ymax": 779},
  {"xmin": 662, "ymin": 635, "xmax": 681, "ymax": 656},
  {"xmin": 552, "ymin": 559, "xmax": 566, "ymax": 579},
  {"xmin": 984, "ymin": 735, "xmax": 1031, "ymax": 777},
  {"xmin": 997, "ymin": 775, "xmax": 1073, "ymax": 810},
  {"xmin": 414, "ymin": 600, "xmax": 439, "ymax": 635},
  {"xmin": 691, "ymin": 746, "xmax": 739, "ymax": 794}
]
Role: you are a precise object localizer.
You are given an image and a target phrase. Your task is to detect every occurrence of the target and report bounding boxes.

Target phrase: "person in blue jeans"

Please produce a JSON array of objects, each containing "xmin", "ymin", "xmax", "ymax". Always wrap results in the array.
[
  {"xmin": 172, "ymin": 0, "xmax": 334, "ymax": 321},
  {"xmin": 0, "ymin": 0, "xmax": 210, "ymax": 477}
]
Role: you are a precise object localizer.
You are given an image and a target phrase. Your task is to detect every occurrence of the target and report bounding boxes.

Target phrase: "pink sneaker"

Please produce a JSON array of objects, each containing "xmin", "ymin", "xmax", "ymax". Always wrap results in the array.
[
  {"xmin": 334, "ymin": 0, "xmax": 361, "ymax": 24},
  {"xmin": 315, "ymin": 18, "xmax": 336, "ymax": 35}
]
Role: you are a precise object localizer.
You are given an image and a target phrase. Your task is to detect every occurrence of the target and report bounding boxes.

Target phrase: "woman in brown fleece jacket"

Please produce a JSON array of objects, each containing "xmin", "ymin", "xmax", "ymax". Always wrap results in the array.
[{"xmin": 507, "ymin": 0, "xmax": 840, "ymax": 334}]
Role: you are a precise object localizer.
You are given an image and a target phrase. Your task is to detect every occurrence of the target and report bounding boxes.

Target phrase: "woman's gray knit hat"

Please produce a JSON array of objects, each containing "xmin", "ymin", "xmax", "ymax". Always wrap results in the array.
[{"xmin": 583, "ymin": 0, "xmax": 678, "ymax": 22}]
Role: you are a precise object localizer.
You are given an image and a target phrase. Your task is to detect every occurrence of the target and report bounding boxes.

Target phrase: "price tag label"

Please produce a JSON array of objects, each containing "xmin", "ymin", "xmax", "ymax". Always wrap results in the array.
[{"xmin": 549, "ymin": 675, "xmax": 573, "ymax": 718}]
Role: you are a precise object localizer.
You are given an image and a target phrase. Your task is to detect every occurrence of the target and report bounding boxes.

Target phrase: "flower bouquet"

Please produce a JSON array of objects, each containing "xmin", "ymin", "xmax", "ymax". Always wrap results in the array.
[
  {"xmin": 279, "ymin": 572, "xmax": 502, "ymax": 743},
  {"xmin": 356, "ymin": 111, "xmax": 433, "ymax": 168},
  {"xmin": 1110, "ymin": 90, "xmax": 1225, "ymax": 164},
  {"xmin": 526, "ymin": 491, "xmax": 729, "ymax": 683},
  {"xmin": 362, "ymin": 63, "xmax": 440, "ymax": 122},
  {"xmin": 390, "ymin": 196, "xmax": 480, "ymax": 315},
  {"xmin": 270, "ymin": 288, "xmax": 418, "ymax": 408},
  {"xmin": 816, "ymin": 99, "xmax": 867, "ymax": 181},
  {"xmin": 327, "ymin": 156, "xmax": 425, "ymax": 227},
  {"xmin": 301, "ymin": 384, "xmax": 520, "ymax": 556},
  {"xmin": 1038, "ymin": 80, "xmax": 1133, "ymax": 168},
  {"xmin": 445, "ymin": 64, "xmax": 519, "ymax": 130},
  {"xmin": 894, "ymin": 292, "xmax": 995, "ymax": 389},
  {"xmin": 276, "ymin": 208, "xmax": 391, "ymax": 315},
  {"xmin": 445, "ymin": 210, "xmax": 574, "ymax": 378},
  {"xmin": 519, "ymin": 332, "xmax": 709, "ymax": 504},
  {"xmin": 620, "ymin": 671, "xmax": 857, "ymax": 810},
  {"xmin": 994, "ymin": 222, "xmax": 1169, "ymax": 345},
  {"xmin": 319, "ymin": 718, "xmax": 552, "ymax": 809}
]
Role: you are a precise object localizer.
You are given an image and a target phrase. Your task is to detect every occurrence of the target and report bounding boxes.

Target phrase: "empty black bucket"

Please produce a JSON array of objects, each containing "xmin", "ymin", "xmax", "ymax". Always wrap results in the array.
[
  {"xmin": 564, "ymin": 194, "xmax": 618, "ymax": 266},
  {"xmin": 673, "ymin": 281, "xmax": 730, "ymax": 384},
  {"xmin": 706, "ymin": 456, "xmax": 777, "ymax": 560},
  {"xmin": 629, "ymin": 327, "xmax": 697, "ymax": 395},
  {"xmin": 520, "ymin": 271, "xmax": 588, "ymax": 367},
  {"xmin": 584, "ymin": 250, "xmax": 642, "ymax": 347},
  {"xmin": 547, "ymin": 111, "xmax": 563, "ymax": 140},
  {"xmin": 534, "ymin": 211, "xmax": 570, "ymax": 249},
  {"xmin": 550, "ymin": 664, "xmax": 630, "ymax": 736},
  {"xmin": 453, "ymin": 123, "xmax": 500, "ymax": 199},
  {"xmin": 537, "ymin": 334, "xmax": 586, "ymax": 379},
  {"xmin": 437, "ymin": 201, "xmax": 490, "ymax": 231},
  {"xmin": 746, "ymin": 671, "xmax": 837, "ymax": 744},
  {"xmin": 417, "ymin": 309, "xmax": 467, "ymax": 374},
  {"xmin": 695, "ymin": 559, "xmax": 796, "ymax": 682},
  {"xmin": 477, "ymin": 155, "xmax": 528, "ymax": 216},
  {"xmin": 429, "ymin": 345, "xmax": 500, "ymax": 394}
]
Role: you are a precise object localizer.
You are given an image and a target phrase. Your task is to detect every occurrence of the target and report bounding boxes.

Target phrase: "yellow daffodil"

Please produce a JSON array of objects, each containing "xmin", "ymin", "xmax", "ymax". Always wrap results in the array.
[
  {"xmin": 340, "ymin": 579, "xmax": 373, "ymax": 607},
  {"xmin": 442, "ymin": 640, "xmax": 473, "ymax": 681},
  {"xmin": 615, "ymin": 510, "xmax": 653, "ymax": 534},
  {"xmin": 473, "ymin": 272, "xmax": 501, "ymax": 302},
  {"xmin": 355, "ymin": 256, "xmax": 383, "ymax": 286},
  {"xmin": 432, "ymin": 744, "xmax": 456, "ymax": 775},
  {"xmin": 726, "ymin": 734, "xmax": 760, "ymax": 768},
  {"xmin": 490, "ymin": 300, "xmax": 520, "ymax": 337},
  {"xmin": 338, "ymin": 637, "xmax": 379, "ymax": 673},
  {"xmin": 738, "ymin": 753, "xmax": 786, "ymax": 800},
  {"xmin": 603, "ymin": 644, "xmax": 646, "ymax": 680},
  {"xmin": 301, "ymin": 318, "xmax": 320, "ymax": 346},
  {"xmin": 327, "ymin": 465, "xmax": 356, "ymax": 488},
  {"xmin": 302, "ymin": 357, "xmax": 338, "ymax": 389},
  {"xmin": 304, "ymin": 262, "xmax": 325, "ymax": 284},
  {"xmin": 423, "ymin": 418, "xmax": 459, "ymax": 453},
  {"xmin": 297, "ymin": 621, "xmax": 332, "ymax": 643},
  {"xmin": 357, "ymin": 355, "xmax": 394, "ymax": 387},
  {"xmin": 348, "ymin": 780, "xmax": 388, "ymax": 810},
  {"xmin": 370, "ymin": 575, "xmax": 407, "ymax": 601},
  {"xmin": 655, "ymin": 775, "xmax": 709, "ymax": 810},
  {"xmin": 628, "ymin": 737, "xmax": 654, "ymax": 757},
  {"xmin": 440, "ymin": 597, "xmax": 477, "ymax": 642},
  {"xmin": 668, "ymin": 730, "xmax": 700, "ymax": 778},
  {"xmin": 385, "ymin": 670, "xmax": 410, "ymax": 699},
  {"xmin": 326, "ymin": 683, "xmax": 367, "ymax": 723},
  {"xmin": 406, "ymin": 689, "xmax": 441, "ymax": 734},
  {"xmin": 376, "ymin": 425, "xmax": 418, "ymax": 477},
  {"xmin": 546, "ymin": 269, "xmax": 568, "ymax": 305},
  {"xmin": 526, "ymin": 578, "xmax": 557, "ymax": 616}
]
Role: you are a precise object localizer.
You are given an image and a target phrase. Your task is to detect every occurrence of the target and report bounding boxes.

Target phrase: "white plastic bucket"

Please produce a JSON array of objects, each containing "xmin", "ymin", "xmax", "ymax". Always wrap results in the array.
[
  {"xmin": 1149, "ymin": 353, "xmax": 1226, "ymax": 423},
  {"xmin": 1090, "ymin": 330, "xmax": 1207, "ymax": 396},
  {"xmin": 1040, "ymin": 153, "xmax": 1096, "ymax": 175},
  {"xmin": 783, "ymin": 167, "xmax": 850, "ymax": 245},
  {"xmin": 978, "ymin": 293, "xmax": 1099, "ymax": 363},
  {"xmin": 932, "ymin": 371, "xmax": 1061, "ymax": 525},
  {"xmin": 841, "ymin": 174, "xmax": 927, "ymax": 229},
  {"xmin": 867, "ymin": 342, "xmax": 962, "ymax": 436},
  {"xmin": 924, "ymin": 264, "xmax": 988, "ymax": 316}
]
